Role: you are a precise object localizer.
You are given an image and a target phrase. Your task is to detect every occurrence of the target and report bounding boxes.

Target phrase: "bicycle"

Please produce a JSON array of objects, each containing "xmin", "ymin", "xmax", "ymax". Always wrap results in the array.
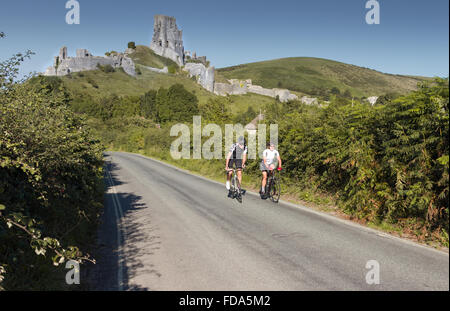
[
  {"xmin": 226, "ymin": 168, "xmax": 243, "ymax": 203},
  {"xmin": 265, "ymin": 169, "xmax": 281, "ymax": 203}
]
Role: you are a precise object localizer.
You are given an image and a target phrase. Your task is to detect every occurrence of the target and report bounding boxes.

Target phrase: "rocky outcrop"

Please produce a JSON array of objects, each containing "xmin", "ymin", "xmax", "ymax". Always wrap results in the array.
[
  {"xmin": 300, "ymin": 96, "xmax": 318, "ymax": 105},
  {"xmin": 44, "ymin": 47, "xmax": 136, "ymax": 77},
  {"xmin": 150, "ymin": 15, "xmax": 184, "ymax": 66},
  {"xmin": 117, "ymin": 55, "xmax": 136, "ymax": 76}
]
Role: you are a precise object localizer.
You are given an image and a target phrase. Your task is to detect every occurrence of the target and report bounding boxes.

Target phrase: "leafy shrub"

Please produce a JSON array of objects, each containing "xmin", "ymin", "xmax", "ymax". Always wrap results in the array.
[
  {"xmin": 265, "ymin": 78, "xmax": 449, "ymax": 238},
  {"xmin": 97, "ymin": 63, "xmax": 115, "ymax": 73},
  {"xmin": 0, "ymin": 38, "xmax": 104, "ymax": 290},
  {"xmin": 87, "ymin": 77, "xmax": 99, "ymax": 88},
  {"xmin": 135, "ymin": 66, "xmax": 142, "ymax": 75},
  {"xmin": 168, "ymin": 65, "xmax": 178, "ymax": 74},
  {"xmin": 154, "ymin": 84, "xmax": 199, "ymax": 123}
]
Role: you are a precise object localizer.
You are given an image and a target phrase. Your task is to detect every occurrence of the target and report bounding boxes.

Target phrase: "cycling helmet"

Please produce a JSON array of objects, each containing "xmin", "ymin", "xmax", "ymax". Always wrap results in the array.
[{"xmin": 238, "ymin": 136, "xmax": 245, "ymax": 145}]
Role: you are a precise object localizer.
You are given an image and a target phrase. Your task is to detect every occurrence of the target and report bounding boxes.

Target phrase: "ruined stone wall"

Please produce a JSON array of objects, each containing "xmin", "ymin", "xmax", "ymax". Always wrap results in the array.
[
  {"xmin": 44, "ymin": 48, "xmax": 136, "ymax": 77},
  {"xmin": 150, "ymin": 15, "xmax": 184, "ymax": 66},
  {"xmin": 213, "ymin": 82, "xmax": 247, "ymax": 96},
  {"xmin": 141, "ymin": 65, "xmax": 169, "ymax": 74},
  {"xmin": 183, "ymin": 63, "xmax": 215, "ymax": 92},
  {"xmin": 213, "ymin": 79, "xmax": 299, "ymax": 102},
  {"xmin": 300, "ymin": 96, "xmax": 318, "ymax": 105}
]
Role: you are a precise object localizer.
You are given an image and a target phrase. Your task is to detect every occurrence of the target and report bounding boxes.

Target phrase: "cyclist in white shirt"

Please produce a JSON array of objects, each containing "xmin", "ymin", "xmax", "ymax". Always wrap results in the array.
[{"xmin": 260, "ymin": 141, "xmax": 282, "ymax": 196}]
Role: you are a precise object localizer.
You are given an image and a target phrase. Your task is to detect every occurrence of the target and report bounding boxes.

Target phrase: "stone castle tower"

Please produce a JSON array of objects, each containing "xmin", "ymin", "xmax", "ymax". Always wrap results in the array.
[{"xmin": 150, "ymin": 15, "xmax": 185, "ymax": 66}]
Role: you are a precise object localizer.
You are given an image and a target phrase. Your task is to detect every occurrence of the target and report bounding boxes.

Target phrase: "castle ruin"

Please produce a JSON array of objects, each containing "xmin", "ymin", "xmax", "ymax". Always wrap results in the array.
[
  {"xmin": 44, "ymin": 46, "xmax": 136, "ymax": 77},
  {"xmin": 150, "ymin": 15, "xmax": 185, "ymax": 66},
  {"xmin": 43, "ymin": 15, "xmax": 302, "ymax": 103}
]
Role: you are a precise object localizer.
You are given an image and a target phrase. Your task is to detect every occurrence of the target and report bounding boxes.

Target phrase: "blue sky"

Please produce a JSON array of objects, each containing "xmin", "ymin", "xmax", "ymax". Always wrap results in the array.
[{"xmin": 0, "ymin": 0, "xmax": 448, "ymax": 77}]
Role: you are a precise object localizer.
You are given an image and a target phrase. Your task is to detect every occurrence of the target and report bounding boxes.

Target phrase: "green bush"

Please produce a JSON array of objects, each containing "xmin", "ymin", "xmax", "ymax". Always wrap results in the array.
[
  {"xmin": 87, "ymin": 77, "xmax": 99, "ymax": 88},
  {"xmin": 154, "ymin": 84, "xmax": 199, "ymax": 123},
  {"xmin": 265, "ymin": 78, "xmax": 449, "ymax": 237},
  {"xmin": 97, "ymin": 64, "xmax": 115, "ymax": 73},
  {"xmin": 135, "ymin": 66, "xmax": 142, "ymax": 75},
  {"xmin": 168, "ymin": 65, "xmax": 178, "ymax": 74},
  {"xmin": 0, "ymin": 40, "xmax": 104, "ymax": 290}
]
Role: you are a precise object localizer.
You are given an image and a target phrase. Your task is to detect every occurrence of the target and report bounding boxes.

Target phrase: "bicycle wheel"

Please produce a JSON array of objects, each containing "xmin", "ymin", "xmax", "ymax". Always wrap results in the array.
[
  {"xmin": 270, "ymin": 176, "xmax": 281, "ymax": 203},
  {"xmin": 262, "ymin": 176, "xmax": 271, "ymax": 200},
  {"xmin": 233, "ymin": 173, "xmax": 241, "ymax": 202},
  {"xmin": 231, "ymin": 174, "xmax": 236, "ymax": 194}
]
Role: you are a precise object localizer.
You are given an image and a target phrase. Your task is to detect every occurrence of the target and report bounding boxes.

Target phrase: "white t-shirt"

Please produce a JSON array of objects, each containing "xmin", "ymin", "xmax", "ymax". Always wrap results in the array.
[{"xmin": 263, "ymin": 149, "xmax": 279, "ymax": 166}]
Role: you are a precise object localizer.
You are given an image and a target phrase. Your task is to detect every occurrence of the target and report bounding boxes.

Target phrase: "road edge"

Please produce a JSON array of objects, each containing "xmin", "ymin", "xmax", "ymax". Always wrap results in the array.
[{"xmin": 107, "ymin": 151, "xmax": 449, "ymax": 257}]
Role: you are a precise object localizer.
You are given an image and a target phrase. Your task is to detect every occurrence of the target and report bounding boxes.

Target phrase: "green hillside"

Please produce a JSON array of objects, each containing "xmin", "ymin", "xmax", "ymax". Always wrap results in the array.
[
  {"xmin": 128, "ymin": 45, "xmax": 178, "ymax": 69},
  {"xmin": 57, "ymin": 62, "xmax": 272, "ymax": 116},
  {"xmin": 56, "ymin": 48, "xmax": 433, "ymax": 114},
  {"xmin": 217, "ymin": 57, "xmax": 431, "ymax": 97}
]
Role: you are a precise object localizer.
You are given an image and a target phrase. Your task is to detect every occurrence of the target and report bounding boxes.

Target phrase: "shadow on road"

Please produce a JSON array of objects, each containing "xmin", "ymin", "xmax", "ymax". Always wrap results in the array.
[{"xmin": 85, "ymin": 159, "xmax": 161, "ymax": 291}]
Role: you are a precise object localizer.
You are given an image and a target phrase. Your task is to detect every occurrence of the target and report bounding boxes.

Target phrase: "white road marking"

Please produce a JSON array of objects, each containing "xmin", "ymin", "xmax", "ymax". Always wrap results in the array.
[{"xmin": 106, "ymin": 161, "xmax": 127, "ymax": 291}]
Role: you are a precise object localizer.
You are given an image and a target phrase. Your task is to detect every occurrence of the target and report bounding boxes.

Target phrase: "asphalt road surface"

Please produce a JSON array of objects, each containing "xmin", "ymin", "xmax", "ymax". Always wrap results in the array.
[{"xmin": 88, "ymin": 151, "xmax": 449, "ymax": 291}]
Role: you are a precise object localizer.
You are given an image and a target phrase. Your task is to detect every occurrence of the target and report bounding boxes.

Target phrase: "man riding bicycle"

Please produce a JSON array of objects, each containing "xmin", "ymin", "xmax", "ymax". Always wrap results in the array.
[
  {"xmin": 225, "ymin": 136, "xmax": 247, "ymax": 198},
  {"xmin": 260, "ymin": 141, "xmax": 282, "ymax": 198}
]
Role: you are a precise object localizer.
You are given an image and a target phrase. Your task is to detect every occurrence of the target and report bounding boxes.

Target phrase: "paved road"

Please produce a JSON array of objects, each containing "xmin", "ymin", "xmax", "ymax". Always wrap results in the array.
[{"xmin": 90, "ymin": 151, "xmax": 449, "ymax": 291}]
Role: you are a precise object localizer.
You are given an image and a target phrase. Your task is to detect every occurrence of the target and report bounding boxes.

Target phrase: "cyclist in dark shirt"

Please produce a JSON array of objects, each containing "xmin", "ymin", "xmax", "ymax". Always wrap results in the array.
[{"xmin": 225, "ymin": 136, "xmax": 247, "ymax": 198}]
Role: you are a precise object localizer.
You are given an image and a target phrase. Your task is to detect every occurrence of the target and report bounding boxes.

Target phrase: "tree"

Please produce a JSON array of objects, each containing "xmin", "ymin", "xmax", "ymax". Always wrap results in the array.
[
  {"xmin": 155, "ymin": 84, "xmax": 199, "ymax": 123},
  {"xmin": 201, "ymin": 97, "xmax": 232, "ymax": 124},
  {"xmin": 376, "ymin": 92, "xmax": 400, "ymax": 105},
  {"xmin": 234, "ymin": 106, "xmax": 257, "ymax": 125},
  {"xmin": 97, "ymin": 63, "xmax": 115, "ymax": 73},
  {"xmin": 330, "ymin": 87, "xmax": 341, "ymax": 95},
  {"xmin": 128, "ymin": 41, "xmax": 136, "ymax": 49},
  {"xmin": 140, "ymin": 90, "xmax": 157, "ymax": 119},
  {"xmin": 343, "ymin": 89, "xmax": 352, "ymax": 99}
]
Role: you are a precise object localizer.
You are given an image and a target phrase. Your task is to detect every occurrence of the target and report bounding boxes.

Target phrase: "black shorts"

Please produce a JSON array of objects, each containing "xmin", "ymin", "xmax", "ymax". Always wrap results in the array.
[
  {"xmin": 260, "ymin": 161, "xmax": 276, "ymax": 171},
  {"xmin": 228, "ymin": 158, "xmax": 243, "ymax": 169}
]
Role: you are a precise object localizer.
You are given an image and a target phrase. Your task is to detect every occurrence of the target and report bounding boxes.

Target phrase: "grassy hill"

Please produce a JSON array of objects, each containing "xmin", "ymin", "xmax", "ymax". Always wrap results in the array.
[
  {"xmin": 58, "ymin": 62, "xmax": 273, "ymax": 116},
  {"xmin": 128, "ymin": 45, "xmax": 178, "ymax": 69},
  {"xmin": 217, "ymin": 57, "xmax": 431, "ymax": 97},
  {"xmin": 55, "ymin": 47, "xmax": 433, "ymax": 116}
]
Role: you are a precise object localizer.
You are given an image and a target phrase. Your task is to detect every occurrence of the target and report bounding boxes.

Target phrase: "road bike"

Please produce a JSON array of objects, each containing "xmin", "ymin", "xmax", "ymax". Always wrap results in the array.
[
  {"xmin": 265, "ymin": 169, "xmax": 281, "ymax": 203},
  {"xmin": 226, "ymin": 168, "xmax": 243, "ymax": 203}
]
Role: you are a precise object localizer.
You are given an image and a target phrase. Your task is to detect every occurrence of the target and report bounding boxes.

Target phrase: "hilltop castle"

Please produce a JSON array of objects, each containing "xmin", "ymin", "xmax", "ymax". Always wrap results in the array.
[
  {"xmin": 149, "ymin": 15, "xmax": 208, "ymax": 67},
  {"xmin": 43, "ymin": 15, "xmax": 300, "ymax": 103},
  {"xmin": 149, "ymin": 15, "xmax": 298, "ymax": 102},
  {"xmin": 150, "ymin": 15, "xmax": 185, "ymax": 66}
]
